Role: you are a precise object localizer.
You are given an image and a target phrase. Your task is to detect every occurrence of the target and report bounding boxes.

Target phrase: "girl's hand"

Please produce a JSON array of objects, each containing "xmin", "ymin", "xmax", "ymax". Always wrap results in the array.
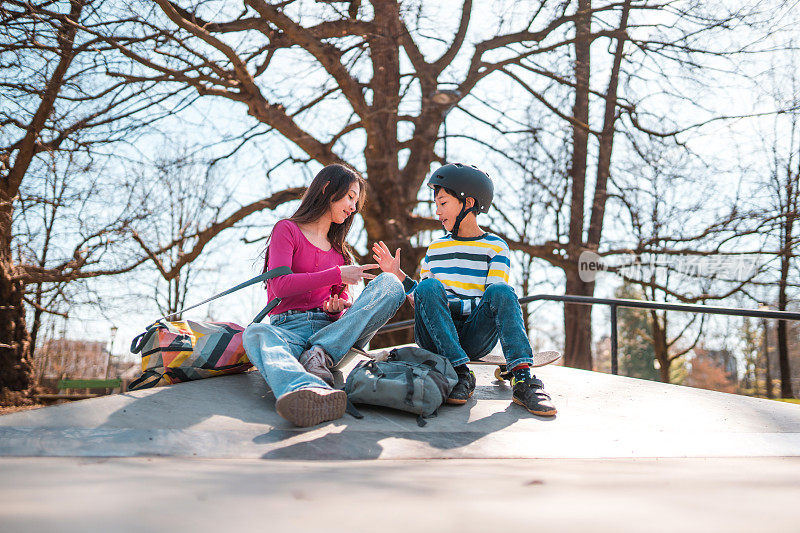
[
  {"xmin": 323, "ymin": 294, "xmax": 352, "ymax": 314},
  {"xmin": 339, "ymin": 264, "xmax": 379, "ymax": 285},
  {"xmin": 371, "ymin": 241, "xmax": 402, "ymax": 279}
]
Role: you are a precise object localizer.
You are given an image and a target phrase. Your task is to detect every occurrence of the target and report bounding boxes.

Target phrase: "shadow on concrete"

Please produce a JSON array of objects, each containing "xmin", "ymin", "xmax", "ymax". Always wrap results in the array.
[
  {"xmin": 257, "ymin": 396, "xmax": 556, "ymax": 460},
  {"xmin": 96, "ymin": 371, "xmax": 281, "ymax": 431}
]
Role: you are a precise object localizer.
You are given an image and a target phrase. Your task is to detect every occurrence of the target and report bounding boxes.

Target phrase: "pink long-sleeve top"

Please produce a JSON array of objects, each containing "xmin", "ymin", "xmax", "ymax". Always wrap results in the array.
[{"xmin": 265, "ymin": 219, "xmax": 350, "ymax": 318}]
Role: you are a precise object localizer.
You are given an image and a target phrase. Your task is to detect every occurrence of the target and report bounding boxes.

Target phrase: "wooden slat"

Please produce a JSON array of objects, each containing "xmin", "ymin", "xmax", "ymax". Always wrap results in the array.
[{"xmin": 36, "ymin": 393, "xmax": 99, "ymax": 401}]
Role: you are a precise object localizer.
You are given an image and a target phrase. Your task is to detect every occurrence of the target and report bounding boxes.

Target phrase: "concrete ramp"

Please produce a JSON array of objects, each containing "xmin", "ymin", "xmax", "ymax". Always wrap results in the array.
[
  {"xmin": 2, "ymin": 360, "xmax": 800, "ymax": 459},
  {"xmin": 4, "ymin": 359, "xmax": 800, "ymax": 533}
]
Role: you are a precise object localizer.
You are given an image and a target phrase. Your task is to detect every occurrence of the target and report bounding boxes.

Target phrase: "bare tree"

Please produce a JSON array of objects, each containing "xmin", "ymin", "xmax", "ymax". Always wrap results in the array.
[
  {"xmin": 85, "ymin": 0, "xmax": 650, "ymax": 348},
  {"xmin": 131, "ymin": 152, "xmax": 231, "ymax": 318},
  {"xmin": 0, "ymin": 0, "xmax": 196, "ymax": 403},
  {"xmin": 15, "ymin": 151, "xmax": 86, "ymax": 365},
  {"xmin": 486, "ymin": 0, "xmax": 786, "ymax": 368},
  {"xmin": 45, "ymin": 0, "xmax": 783, "ymax": 364},
  {"xmin": 127, "ymin": 149, "xmax": 306, "ymax": 318},
  {"xmin": 599, "ymin": 132, "xmax": 774, "ymax": 381},
  {"xmin": 756, "ymin": 63, "xmax": 800, "ymax": 398}
]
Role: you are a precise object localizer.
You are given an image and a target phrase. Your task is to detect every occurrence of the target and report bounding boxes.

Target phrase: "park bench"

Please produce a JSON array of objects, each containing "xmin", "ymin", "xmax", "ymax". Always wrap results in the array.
[{"xmin": 36, "ymin": 378, "xmax": 122, "ymax": 402}]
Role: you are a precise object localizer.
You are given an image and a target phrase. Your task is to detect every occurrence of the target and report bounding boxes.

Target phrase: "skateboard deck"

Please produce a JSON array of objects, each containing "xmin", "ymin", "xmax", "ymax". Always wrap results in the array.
[
  {"xmin": 468, "ymin": 350, "xmax": 561, "ymax": 368},
  {"xmin": 467, "ymin": 350, "xmax": 561, "ymax": 381}
]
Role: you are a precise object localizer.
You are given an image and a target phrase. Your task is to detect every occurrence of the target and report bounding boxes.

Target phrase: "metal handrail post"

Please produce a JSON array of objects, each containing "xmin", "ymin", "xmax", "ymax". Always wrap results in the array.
[{"xmin": 610, "ymin": 304, "xmax": 618, "ymax": 375}]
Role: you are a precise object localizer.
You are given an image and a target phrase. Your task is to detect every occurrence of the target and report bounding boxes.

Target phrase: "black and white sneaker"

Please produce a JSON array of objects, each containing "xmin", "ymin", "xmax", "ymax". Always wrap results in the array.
[
  {"xmin": 447, "ymin": 366, "xmax": 476, "ymax": 405},
  {"xmin": 512, "ymin": 375, "xmax": 557, "ymax": 416}
]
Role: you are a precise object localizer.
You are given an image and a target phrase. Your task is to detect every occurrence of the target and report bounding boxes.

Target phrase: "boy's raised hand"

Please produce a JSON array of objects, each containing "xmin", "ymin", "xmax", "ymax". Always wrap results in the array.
[{"xmin": 372, "ymin": 241, "xmax": 402, "ymax": 279}]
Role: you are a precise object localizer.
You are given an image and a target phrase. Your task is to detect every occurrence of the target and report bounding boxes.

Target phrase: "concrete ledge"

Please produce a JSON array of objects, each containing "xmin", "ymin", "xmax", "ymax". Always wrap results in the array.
[{"xmin": 2, "ymin": 362, "xmax": 800, "ymax": 459}]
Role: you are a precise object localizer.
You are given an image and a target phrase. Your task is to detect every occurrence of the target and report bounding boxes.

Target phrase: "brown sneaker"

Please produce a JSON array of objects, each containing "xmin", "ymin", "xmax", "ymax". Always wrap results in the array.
[
  {"xmin": 299, "ymin": 345, "xmax": 335, "ymax": 386},
  {"xmin": 275, "ymin": 387, "xmax": 347, "ymax": 427}
]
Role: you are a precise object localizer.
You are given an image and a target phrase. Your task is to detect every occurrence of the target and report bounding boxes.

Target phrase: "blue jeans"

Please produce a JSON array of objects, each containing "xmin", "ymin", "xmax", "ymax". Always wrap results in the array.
[
  {"xmin": 414, "ymin": 279, "xmax": 534, "ymax": 370},
  {"xmin": 243, "ymin": 272, "xmax": 405, "ymax": 399}
]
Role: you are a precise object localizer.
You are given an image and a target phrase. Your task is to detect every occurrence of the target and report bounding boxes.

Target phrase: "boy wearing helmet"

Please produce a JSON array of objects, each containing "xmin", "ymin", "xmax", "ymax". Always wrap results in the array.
[{"xmin": 372, "ymin": 163, "xmax": 557, "ymax": 416}]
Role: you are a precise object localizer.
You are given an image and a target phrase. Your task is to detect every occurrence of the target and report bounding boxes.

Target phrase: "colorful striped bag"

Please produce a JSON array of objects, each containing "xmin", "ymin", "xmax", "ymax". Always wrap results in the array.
[
  {"xmin": 128, "ymin": 320, "xmax": 250, "ymax": 390},
  {"xmin": 127, "ymin": 266, "xmax": 291, "ymax": 391}
]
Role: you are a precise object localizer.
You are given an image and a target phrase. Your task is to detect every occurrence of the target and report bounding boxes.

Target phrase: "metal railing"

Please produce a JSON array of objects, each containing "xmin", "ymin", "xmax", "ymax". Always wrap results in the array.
[{"xmin": 375, "ymin": 295, "xmax": 800, "ymax": 375}]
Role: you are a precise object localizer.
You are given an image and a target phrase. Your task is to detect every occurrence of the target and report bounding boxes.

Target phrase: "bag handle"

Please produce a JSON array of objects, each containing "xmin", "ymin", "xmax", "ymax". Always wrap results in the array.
[
  {"xmin": 130, "ymin": 322, "xmax": 161, "ymax": 354},
  {"xmin": 159, "ymin": 266, "xmax": 292, "ymax": 321}
]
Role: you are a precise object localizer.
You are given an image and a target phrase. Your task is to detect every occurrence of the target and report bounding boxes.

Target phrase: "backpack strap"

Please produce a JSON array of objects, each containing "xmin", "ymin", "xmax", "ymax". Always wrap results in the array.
[
  {"xmin": 160, "ymin": 266, "xmax": 292, "ymax": 321},
  {"xmin": 250, "ymin": 297, "xmax": 283, "ymax": 325},
  {"xmin": 345, "ymin": 397, "xmax": 364, "ymax": 419},
  {"xmin": 404, "ymin": 366, "xmax": 416, "ymax": 406}
]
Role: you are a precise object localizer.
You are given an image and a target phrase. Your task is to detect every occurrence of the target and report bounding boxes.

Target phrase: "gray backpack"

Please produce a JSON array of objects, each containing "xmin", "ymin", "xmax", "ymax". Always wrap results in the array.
[{"xmin": 344, "ymin": 346, "xmax": 458, "ymax": 425}]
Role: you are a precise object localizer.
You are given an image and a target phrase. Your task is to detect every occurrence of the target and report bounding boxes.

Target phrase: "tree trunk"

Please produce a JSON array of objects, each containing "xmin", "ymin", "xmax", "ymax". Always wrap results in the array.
[
  {"xmin": 649, "ymin": 310, "xmax": 672, "ymax": 382},
  {"xmin": 28, "ymin": 302, "xmax": 43, "ymax": 375},
  {"xmin": 521, "ymin": 255, "xmax": 532, "ymax": 337},
  {"xmin": 563, "ymin": 0, "xmax": 592, "ymax": 369},
  {"xmin": 777, "ymin": 251, "xmax": 794, "ymax": 398},
  {"xmin": 0, "ymin": 0, "xmax": 83, "ymax": 405},
  {"xmin": 777, "ymin": 171, "xmax": 795, "ymax": 398},
  {"xmin": 564, "ymin": 1, "xmax": 630, "ymax": 370},
  {"xmin": 563, "ymin": 268, "xmax": 594, "ymax": 369},
  {"xmin": 360, "ymin": 0, "xmax": 416, "ymax": 348},
  {"xmin": 763, "ymin": 318, "xmax": 774, "ymax": 398},
  {"xmin": 0, "ymin": 192, "xmax": 32, "ymax": 405}
]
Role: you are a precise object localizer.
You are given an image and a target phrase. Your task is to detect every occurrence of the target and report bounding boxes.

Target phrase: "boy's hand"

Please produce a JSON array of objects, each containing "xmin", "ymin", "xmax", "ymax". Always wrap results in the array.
[
  {"xmin": 372, "ymin": 241, "xmax": 403, "ymax": 280},
  {"xmin": 323, "ymin": 294, "xmax": 352, "ymax": 314}
]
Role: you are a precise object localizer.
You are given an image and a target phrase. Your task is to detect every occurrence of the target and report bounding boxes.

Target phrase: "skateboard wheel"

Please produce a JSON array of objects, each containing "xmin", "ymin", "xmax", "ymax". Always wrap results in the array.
[{"xmin": 494, "ymin": 367, "xmax": 503, "ymax": 380}]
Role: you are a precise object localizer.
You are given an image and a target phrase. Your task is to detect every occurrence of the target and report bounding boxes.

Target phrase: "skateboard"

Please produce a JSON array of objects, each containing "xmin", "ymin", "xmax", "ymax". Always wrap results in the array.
[{"xmin": 467, "ymin": 350, "xmax": 562, "ymax": 381}]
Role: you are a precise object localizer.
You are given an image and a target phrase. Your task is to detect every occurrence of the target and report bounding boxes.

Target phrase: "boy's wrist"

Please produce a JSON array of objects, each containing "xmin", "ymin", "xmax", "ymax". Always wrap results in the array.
[{"xmin": 401, "ymin": 274, "xmax": 416, "ymax": 294}]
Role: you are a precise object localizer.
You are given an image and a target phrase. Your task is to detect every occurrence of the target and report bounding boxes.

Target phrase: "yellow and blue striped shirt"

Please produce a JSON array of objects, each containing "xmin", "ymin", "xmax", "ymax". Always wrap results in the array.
[{"xmin": 413, "ymin": 232, "xmax": 511, "ymax": 316}]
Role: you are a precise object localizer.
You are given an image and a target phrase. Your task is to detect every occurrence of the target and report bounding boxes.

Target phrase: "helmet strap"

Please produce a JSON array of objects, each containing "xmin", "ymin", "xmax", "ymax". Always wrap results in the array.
[{"xmin": 451, "ymin": 204, "xmax": 478, "ymax": 238}]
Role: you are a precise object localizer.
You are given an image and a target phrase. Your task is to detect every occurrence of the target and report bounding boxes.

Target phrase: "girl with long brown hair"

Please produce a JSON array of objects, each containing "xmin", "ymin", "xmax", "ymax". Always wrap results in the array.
[{"xmin": 243, "ymin": 164, "xmax": 405, "ymax": 427}]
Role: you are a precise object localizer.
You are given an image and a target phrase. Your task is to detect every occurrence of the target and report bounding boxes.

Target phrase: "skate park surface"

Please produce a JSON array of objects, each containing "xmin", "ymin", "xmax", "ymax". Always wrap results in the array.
[{"xmin": 2, "ymin": 352, "xmax": 800, "ymax": 532}]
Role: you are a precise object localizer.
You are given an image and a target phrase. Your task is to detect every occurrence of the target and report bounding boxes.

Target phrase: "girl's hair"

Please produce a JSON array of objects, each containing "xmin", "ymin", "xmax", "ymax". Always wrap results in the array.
[{"xmin": 263, "ymin": 163, "xmax": 366, "ymax": 274}]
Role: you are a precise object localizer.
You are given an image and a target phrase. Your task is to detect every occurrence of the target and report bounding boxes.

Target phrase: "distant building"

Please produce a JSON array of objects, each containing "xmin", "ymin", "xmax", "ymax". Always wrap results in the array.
[
  {"xmin": 36, "ymin": 339, "xmax": 109, "ymax": 379},
  {"xmin": 693, "ymin": 346, "xmax": 738, "ymax": 383}
]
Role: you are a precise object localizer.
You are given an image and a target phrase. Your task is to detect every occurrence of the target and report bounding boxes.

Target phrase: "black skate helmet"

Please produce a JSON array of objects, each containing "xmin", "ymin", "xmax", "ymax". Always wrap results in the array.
[
  {"xmin": 427, "ymin": 163, "xmax": 493, "ymax": 236},
  {"xmin": 427, "ymin": 163, "xmax": 493, "ymax": 213}
]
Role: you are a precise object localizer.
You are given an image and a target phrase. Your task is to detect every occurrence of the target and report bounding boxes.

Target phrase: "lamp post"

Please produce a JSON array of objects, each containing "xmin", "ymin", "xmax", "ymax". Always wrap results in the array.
[{"xmin": 106, "ymin": 325, "xmax": 118, "ymax": 379}]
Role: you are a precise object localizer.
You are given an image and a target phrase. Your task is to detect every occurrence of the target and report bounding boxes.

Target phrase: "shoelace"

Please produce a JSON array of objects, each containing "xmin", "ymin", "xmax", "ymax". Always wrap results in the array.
[
  {"xmin": 311, "ymin": 351, "xmax": 333, "ymax": 371},
  {"xmin": 302, "ymin": 347, "xmax": 332, "ymax": 372}
]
